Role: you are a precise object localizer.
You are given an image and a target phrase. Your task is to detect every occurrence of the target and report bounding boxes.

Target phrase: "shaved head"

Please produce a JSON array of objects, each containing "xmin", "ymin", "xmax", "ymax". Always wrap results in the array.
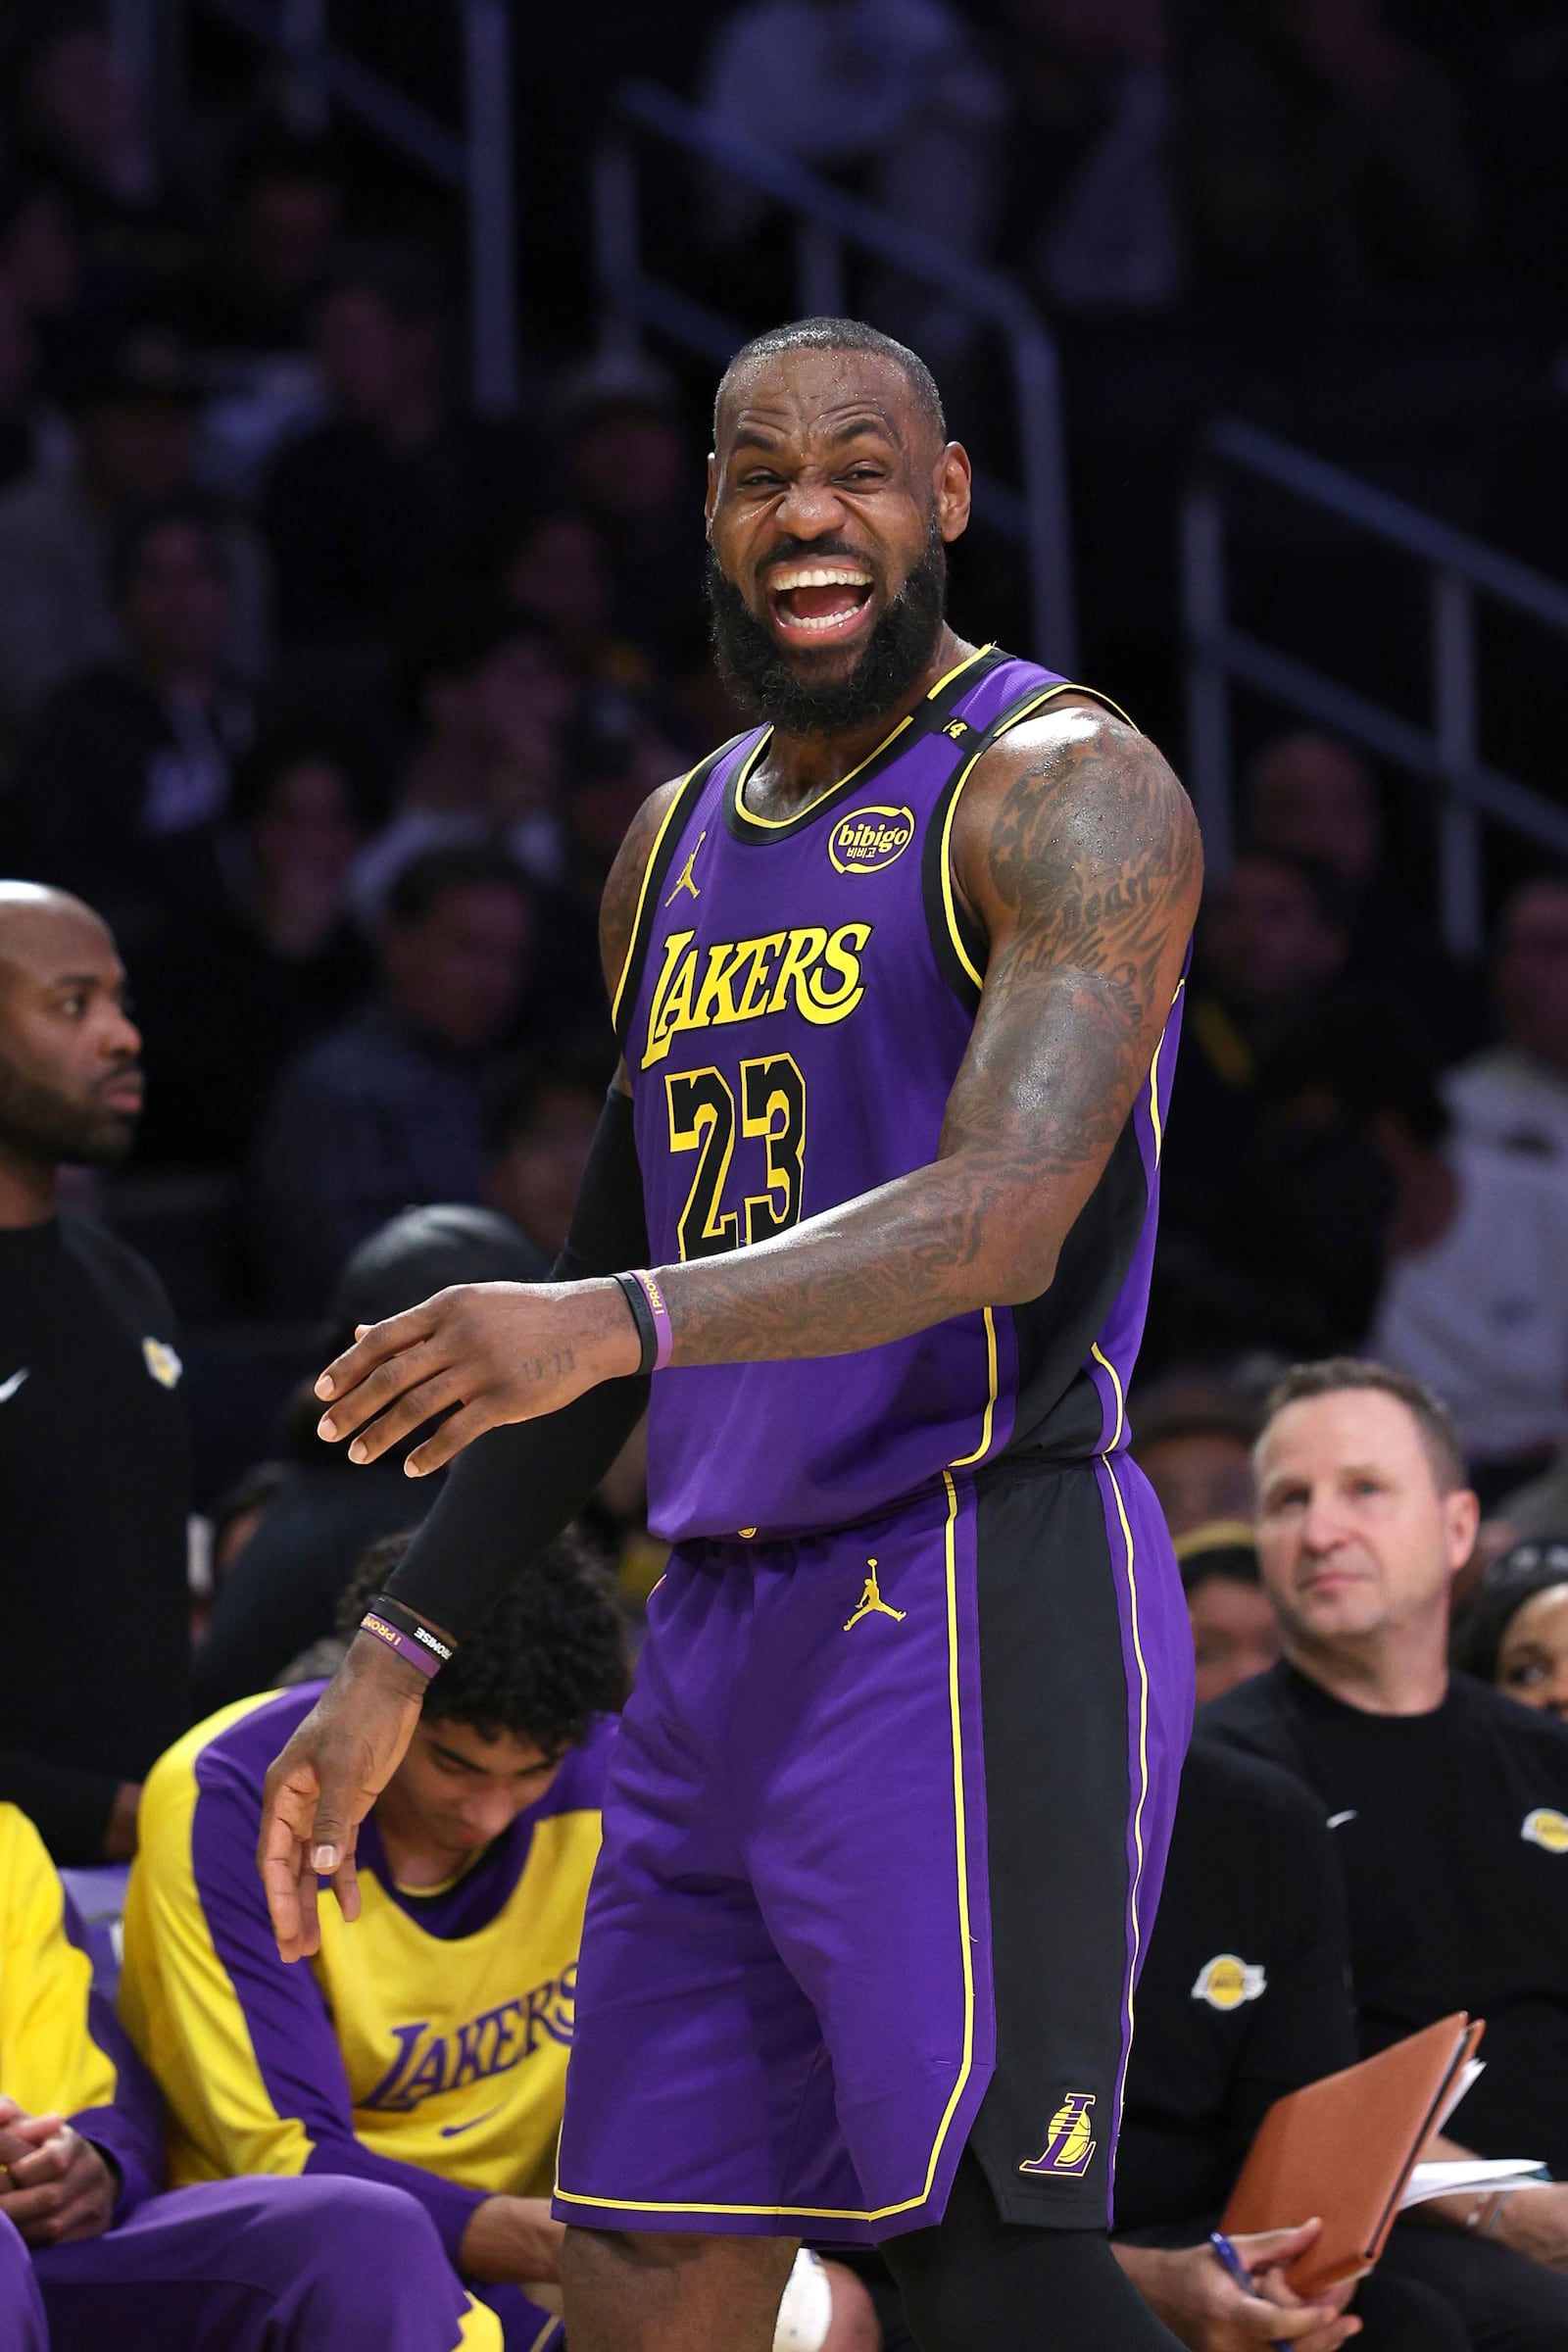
[
  {"xmin": 714, "ymin": 317, "xmax": 947, "ymax": 453},
  {"xmin": 0, "ymin": 883, "xmax": 144, "ymax": 1192}
]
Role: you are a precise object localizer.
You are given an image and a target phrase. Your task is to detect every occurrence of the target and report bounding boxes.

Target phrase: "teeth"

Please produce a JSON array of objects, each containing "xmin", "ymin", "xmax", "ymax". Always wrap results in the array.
[
  {"xmin": 776, "ymin": 606, "xmax": 863, "ymax": 632},
  {"xmin": 769, "ymin": 566, "xmax": 872, "ymax": 592}
]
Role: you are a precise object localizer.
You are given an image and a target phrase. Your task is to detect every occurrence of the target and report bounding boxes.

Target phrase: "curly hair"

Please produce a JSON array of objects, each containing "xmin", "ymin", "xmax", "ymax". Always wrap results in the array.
[{"xmin": 338, "ymin": 1531, "xmax": 627, "ymax": 1757}]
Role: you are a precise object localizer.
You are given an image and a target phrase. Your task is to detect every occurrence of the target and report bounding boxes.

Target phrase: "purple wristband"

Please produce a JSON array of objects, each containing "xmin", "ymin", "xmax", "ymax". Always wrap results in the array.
[
  {"xmin": 360, "ymin": 1609, "xmax": 445, "ymax": 1680},
  {"xmin": 630, "ymin": 1268, "xmax": 674, "ymax": 1372}
]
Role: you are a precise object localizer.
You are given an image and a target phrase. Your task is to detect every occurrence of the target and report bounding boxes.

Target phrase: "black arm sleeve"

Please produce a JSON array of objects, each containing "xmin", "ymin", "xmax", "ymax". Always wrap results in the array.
[{"xmin": 384, "ymin": 1087, "xmax": 651, "ymax": 1640}]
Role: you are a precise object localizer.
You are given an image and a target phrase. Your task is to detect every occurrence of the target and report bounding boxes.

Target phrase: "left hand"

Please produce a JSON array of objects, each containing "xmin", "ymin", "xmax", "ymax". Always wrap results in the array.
[
  {"xmin": 0, "ymin": 2104, "xmax": 117, "ymax": 2246},
  {"xmin": 314, "ymin": 1279, "xmax": 642, "ymax": 1477}
]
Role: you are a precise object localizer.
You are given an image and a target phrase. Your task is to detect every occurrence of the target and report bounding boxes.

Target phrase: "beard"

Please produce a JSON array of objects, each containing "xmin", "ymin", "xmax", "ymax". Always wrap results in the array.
[
  {"xmin": 0, "ymin": 1056, "xmax": 137, "ymax": 1167},
  {"xmin": 706, "ymin": 516, "xmax": 948, "ymax": 736}
]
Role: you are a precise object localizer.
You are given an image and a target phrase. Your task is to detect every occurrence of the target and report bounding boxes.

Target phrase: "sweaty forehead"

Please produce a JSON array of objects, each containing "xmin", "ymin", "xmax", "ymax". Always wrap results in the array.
[{"xmin": 716, "ymin": 348, "xmax": 931, "ymax": 457}]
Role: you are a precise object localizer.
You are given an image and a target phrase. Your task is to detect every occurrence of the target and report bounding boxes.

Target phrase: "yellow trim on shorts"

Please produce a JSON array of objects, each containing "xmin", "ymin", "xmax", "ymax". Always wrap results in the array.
[
  {"xmin": 554, "ymin": 1473, "xmax": 981, "ymax": 2230},
  {"xmin": 1102, "ymin": 1453, "xmax": 1152, "ymax": 2146}
]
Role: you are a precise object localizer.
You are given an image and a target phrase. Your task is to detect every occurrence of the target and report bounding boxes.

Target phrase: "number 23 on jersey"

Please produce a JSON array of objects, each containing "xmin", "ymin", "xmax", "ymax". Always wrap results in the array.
[{"xmin": 665, "ymin": 1054, "xmax": 807, "ymax": 1259}]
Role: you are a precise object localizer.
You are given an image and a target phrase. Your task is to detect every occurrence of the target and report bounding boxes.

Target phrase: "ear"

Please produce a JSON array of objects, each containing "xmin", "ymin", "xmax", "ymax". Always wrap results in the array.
[
  {"xmin": 1443, "ymin": 1486, "xmax": 1482, "ymax": 1579},
  {"xmin": 934, "ymin": 440, "xmax": 972, "ymax": 545}
]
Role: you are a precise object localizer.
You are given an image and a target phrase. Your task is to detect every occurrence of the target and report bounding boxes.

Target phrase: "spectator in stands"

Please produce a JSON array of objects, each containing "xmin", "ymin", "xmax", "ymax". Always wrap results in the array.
[
  {"xmin": 699, "ymin": 0, "xmax": 1005, "ymax": 368},
  {"xmin": 502, "ymin": 506, "xmax": 652, "ymax": 690},
  {"xmin": 11, "ymin": 17, "xmax": 197, "ymax": 300},
  {"xmin": 1156, "ymin": 849, "xmax": 1352, "ymax": 1354},
  {"xmin": 1177, "ymin": 1524, "xmax": 1282, "ymax": 1705},
  {"xmin": 0, "ymin": 1799, "xmax": 498, "ymax": 2352},
  {"xmin": 1114, "ymin": 1739, "xmax": 1466, "ymax": 2349},
  {"xmin": 179, "ymin": 133, "xmax": 344, "ymax": 357},
  {"xmin": 132, "ymin": 728, "xmax": 375, "ymax": 1166},
  {"xmin": 1446, "ymin": 878, "xmax": 1568, "ymax": 1166},
  {"xmin": 1452, "ymin": 1541, "xmax": 1568, "ymax": 1721},
  {"xmin": 1337, "ymin": 1041, "xmax": 1568, "ymax": 1497},
  {"xmin": 247, "ymin": 848, "xmax": 538, "ymax": 1311},
  {"xmin": 348, "ymin": 598, "xmax": 574, "ymax": 924},
  {"xmin": 262, "ymin": 248, "xmax": 532, "ymax": 650},
  {"xmin": 0, "ymin": 883, "xmax": 189, "ymax": 1865},
  {"xmin": 1203, "ymin": 1359, "xmax": 1568, "ymax": 2333},
  {"xmin": 0, "ymin": 325, "xmax": 268, "ymax": 729},
  {"xmin": 0, "ymin": 178, "xmax": 83, "ymax": 367},
  {"xmin": 483, "ymin": 1054, "xmax": 605, "ymax": 1264},
  {"xmin": 552, "ymin": 355, "xmax": 710, "ymax": 675},
  {"xmin": 1132, "ymin": 1385, "xmax": 1259, "ymax": 1537},
  {"xmin": 1185, "ymin": 0, "xmax": 1479, "ymax": 290},
  {"xmin": 1, "ymin": 491, "xmax": 255, "ymax": 963},
  {"xmin": 997, "ymin": 0, "xmax": 1183, "ymax": 315},
  {"xmin": 1242, "ymin": 733, "xmax": 1477, "ymax": 1055},
  {"xmin": 194, "ymin": 1205, "xmax": 549, "ymax": 1716}
]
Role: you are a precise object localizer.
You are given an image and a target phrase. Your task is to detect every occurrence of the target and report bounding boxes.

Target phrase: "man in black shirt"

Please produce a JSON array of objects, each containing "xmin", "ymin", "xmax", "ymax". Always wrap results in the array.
[
  {"xmin": 0, "ymin": 882, "xmax": 190, "ymax": 1861},
  {"xmin": 1205, "ymin": 1358, "xmax": 1568, "ymax": 2332}
]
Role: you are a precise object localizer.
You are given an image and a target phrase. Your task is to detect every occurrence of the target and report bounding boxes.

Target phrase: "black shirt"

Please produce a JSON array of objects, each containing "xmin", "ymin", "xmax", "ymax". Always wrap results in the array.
[
  {"xmin": 1202, "ymin": 1660, "xmax": 1568, "ymax": 2174},
  {"xmin": 0, "ymin": 1214, "xmax": 191, "ymax": 1861},
  {"xmin": 1115, "ymin": 1739, "xmax": 1355, "ymax": 2239}
]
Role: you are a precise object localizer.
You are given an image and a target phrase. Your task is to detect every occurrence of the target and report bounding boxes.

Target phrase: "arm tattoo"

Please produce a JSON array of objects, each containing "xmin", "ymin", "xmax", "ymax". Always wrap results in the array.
[{"xmin": 652, "ymin": 710, "xmax": 1202, "ymax": 1363}]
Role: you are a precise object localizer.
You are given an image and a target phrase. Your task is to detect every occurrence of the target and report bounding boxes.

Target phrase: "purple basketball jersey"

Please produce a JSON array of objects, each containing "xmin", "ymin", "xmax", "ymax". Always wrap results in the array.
[{"xmin": 616, "ymin": 646, "xmax": 1186, "ymax": 1544}]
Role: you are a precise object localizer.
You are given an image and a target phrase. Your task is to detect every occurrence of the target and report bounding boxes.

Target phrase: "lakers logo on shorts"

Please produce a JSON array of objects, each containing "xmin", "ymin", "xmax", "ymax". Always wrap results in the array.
[
  {"xmin": 827, "ymin": 805, "xmax": 915, "ymax": 875},
  {"xmin": 1019, "ymin": 2092, "xmax": 1097, "ymax": 2179},
  {"xmin": 1190, "ymin": 1953, "xmax": 1267, "ymax": 2011},
  {"xmin": 1522, "ymin": 1807, "xmax": 1568, "ymax": 1854},
  {"xmin": 142, "ymin": 1338, "xmax": 183, "ymax": 1389}
]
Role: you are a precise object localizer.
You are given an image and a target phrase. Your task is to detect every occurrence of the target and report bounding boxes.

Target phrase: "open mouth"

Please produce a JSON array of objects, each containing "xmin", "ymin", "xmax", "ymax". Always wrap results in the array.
[{"xmin": 765, "ymin": 563, "xmax": 875, "ymax": 642}]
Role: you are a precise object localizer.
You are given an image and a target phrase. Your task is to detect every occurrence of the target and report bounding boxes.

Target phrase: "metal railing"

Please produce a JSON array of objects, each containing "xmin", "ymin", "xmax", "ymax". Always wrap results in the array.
[
  {"xmin": 115, "ymin": 0, "xmax": 518, "ymax": 414},
  {"xmin": 1184, "ymin": 416, "xmax": 1568, "ymax": 956},
  {"xmin": 594, "ymin": 79, "xmax": 1076, "ymax": 671}
]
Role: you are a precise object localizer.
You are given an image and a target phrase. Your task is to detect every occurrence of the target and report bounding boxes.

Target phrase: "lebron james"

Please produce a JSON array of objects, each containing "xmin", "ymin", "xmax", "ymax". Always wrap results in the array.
[{"xmin": 260, "ymin": 319, "xmax": 1205, "ymax": 2350}]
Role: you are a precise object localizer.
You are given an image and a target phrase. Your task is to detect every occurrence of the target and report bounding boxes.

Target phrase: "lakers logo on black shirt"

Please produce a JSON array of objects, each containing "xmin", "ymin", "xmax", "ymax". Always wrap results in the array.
[{"xmin": 1190, "ymin": 1953, "xmax": 1266, "ymax": 2011}]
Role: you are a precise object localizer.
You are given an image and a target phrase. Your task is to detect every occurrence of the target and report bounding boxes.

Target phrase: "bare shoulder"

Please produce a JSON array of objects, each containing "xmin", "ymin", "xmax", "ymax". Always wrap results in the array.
[
  {"xmin": 598, "ymin": 774, "xmax": 690, "ymax": 1003},
  {"xmin": 953, "ymin": 697, "xmax": 1202, "ymax": 957}
]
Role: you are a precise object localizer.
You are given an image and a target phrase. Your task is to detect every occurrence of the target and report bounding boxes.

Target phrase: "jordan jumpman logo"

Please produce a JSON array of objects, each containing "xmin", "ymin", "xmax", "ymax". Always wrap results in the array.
[
  {"xmin": 664, "ymin": 831, "xmax": 707, "ymax": 906},
  {"xmin": 843, "ymin": 1559, "xmax": 906, "ymax": 1633}
]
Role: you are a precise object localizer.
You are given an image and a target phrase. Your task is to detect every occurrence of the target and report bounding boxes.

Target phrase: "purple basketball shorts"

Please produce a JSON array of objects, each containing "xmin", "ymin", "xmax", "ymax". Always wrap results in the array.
[{"xmin": 553, "ymin": 1452, "xmax": 1193, "ymax": 2243}]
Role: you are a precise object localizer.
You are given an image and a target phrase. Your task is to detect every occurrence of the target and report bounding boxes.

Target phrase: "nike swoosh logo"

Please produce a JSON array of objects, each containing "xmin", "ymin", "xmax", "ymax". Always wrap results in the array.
[
  {"xmin": 439, "ymin": 2107, "xmax": 501, "ymax": 2138},
  {"xmin": 1327, "ymin": 1809, "xmax": 1357, "ymax": 1830},
  {"xmin": 0, "ymin": 1369, "xmax": 29, "ymax": 1404}
]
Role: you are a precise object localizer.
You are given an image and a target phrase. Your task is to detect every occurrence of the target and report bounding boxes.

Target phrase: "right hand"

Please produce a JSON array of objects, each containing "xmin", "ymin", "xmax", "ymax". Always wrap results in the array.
[
  {"xmin": 258, "ymin": 1634, "xmax": 427, "ymax": 1961},
  {"xmin": 1124, "ymin": 2224, "xmax": 1361, "ymax": 2350}
]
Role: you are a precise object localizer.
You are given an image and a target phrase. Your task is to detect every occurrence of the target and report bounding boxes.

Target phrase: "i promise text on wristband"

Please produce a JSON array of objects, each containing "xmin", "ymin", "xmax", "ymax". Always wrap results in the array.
[
  {"xmin": 628, "ymin": 1268, "xmax": 674, "ymax": 1371},
  {"xmin": 359, "ymin": 1593, "xmax": 455, "ymax": 1680}
]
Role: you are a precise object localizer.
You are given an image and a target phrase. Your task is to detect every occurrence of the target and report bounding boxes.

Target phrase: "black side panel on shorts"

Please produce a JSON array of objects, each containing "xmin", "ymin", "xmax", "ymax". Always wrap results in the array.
[{"xmin": 967, "ymin": 1458, "xmax": 1134, "ymax": 2230}]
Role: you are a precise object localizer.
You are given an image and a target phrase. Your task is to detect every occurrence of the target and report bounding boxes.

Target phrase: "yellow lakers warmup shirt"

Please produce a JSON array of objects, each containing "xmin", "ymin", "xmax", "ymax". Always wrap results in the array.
[
  {"xmin": 0, "ymin": 1802, "xmax": 167, "ymax": 2212},
  {"xmin": 119, "ymin": 1687, "xmax": 612, "ymax": 2264}
]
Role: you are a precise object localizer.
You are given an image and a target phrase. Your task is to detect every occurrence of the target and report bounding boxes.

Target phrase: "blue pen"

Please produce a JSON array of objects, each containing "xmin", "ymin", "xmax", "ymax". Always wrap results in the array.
[{"xmin": 1208, "ymin": 2231, "xmax": 1290, "ymax": 2352}]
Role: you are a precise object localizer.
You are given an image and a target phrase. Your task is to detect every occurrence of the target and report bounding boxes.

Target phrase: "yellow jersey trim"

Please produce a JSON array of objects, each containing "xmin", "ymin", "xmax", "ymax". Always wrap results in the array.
[
  {"xmin": 611, "ymin": 759, "xmax": 715, "ymax": 1034},
  {"xmin": 937, "ymin": 680, "xmax": 1139, "ymax": 990},
  {"xmin": 1102, "ymin": 1453, "xmax": 1152, "ymax": 2148},
  {"xmin": 555, "ymin": 1472, "xmax": 980, "ymax": 2230},
  {"xmin": 1148, "ymin": 978, "xmax": 1184, "ymax": 1162},
  {"xmin": 948, "ymin": 1305, "xmax": 1001, "ymax": 1470},
  {"xmin": 731, "ymin": 643, "xmax": 996, "ymax": 835},
  {"xmin": 1090, "ymin": 1343, "xmax": 1126, "ymax": 1450}
]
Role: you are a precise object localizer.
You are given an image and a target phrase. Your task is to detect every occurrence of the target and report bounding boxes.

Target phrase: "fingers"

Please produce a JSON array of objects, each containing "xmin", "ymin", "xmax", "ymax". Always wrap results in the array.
[
  {"xmin": 315, "ymin": 1300, "xmax": 441, "ymax": 1410},
  {"xmin": 6, "ymin": 2132, "xmax": 71, "ymax": 2189},
  {"xmin": 405, "ymin": 1396, "xmax": 509, "ymax": 1478},
  {"xmin": 1232, "ymin": 2221, "xmax": 1323, "ymax": 2269},
  {"xmin": 317, "ymin": 1339, "xmax": 454, "ymax": 1449},
  {"xmin": 335, "ymin": 1369, "xmax": 468, "ymax": 1466},
  {"xmin": 258, "ymin": 1758, "xmax": 320, "ymax": 1961}
]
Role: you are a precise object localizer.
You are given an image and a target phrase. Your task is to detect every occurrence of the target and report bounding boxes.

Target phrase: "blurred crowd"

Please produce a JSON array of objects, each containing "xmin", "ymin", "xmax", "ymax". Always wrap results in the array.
[{"xmin": 7, "ymin": 6, "xmax": 1568, "ymax": 2349}]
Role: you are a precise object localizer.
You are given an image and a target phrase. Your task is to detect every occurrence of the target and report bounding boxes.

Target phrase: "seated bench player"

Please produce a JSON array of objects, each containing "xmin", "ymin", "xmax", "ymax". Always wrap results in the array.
[
  {"xmin": 121, "ymin": 1536, "xmax": 878, "ymax": 2352},
  {"xmin": 0, "ymin": 1797, "xmax": 498, "ymax": 2352},
  {"xmin": 121, "ymin": 1536, "xmax": 621, "ymax": 2350}
]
